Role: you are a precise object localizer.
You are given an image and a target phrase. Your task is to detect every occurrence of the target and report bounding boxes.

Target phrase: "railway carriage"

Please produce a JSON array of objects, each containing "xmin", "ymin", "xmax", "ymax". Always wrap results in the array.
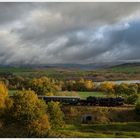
[
  {"xmin": 38, "ymin": 96, "xmax": 80, "ymax": 105},
  {"xmin": 38, "ymin": 95, "xmax": 124, "ymax": 106}
]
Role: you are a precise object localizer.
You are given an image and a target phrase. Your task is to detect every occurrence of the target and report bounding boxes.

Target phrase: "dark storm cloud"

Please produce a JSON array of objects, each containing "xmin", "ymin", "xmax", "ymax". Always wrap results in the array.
[{"xmin": 0, "ymin": 2, "xmax": 140, "ymax": 65}]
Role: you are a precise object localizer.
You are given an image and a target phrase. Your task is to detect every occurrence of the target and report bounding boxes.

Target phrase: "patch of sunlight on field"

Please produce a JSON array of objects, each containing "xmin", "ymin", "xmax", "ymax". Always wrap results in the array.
[{"xmin": 60, "ymin": 91, "xmax": 106, "ymax": 99}]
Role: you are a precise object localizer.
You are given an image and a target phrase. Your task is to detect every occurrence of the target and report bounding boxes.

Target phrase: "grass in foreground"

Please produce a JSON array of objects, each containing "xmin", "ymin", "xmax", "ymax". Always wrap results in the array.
[
  {"xmin": 0, "ymin": 122, "xmax": 140, "ymax": 138},
  {"xmin": 51, "ymin": 122, "xmax": 140, "ymax": 138}
]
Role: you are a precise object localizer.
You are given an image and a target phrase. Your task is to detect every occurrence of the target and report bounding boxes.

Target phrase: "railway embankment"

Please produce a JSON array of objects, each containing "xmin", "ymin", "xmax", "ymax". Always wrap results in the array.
[{"xmin": 62, "ymin": 105, "xmax": 140, "ymax": 124}]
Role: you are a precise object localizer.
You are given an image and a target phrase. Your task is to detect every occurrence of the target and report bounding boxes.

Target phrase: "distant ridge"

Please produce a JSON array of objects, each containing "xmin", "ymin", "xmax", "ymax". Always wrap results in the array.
[
  {"xmin": 109, "ymin": 62, "xmax": 140, "ymax": 68},
  {"xmin": 0, "ymin": 62, "xmax": 139, "ymax": 70}
]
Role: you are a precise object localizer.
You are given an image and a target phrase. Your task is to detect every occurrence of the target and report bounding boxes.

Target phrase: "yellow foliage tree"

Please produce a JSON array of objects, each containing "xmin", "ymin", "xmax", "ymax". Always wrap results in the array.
[
  {"xmin": 11, "ymin": 90, "xmax": 47, "ymax": 124},
  {"xmin": 0, "ymin": 81, "xmax": 9, "ymax": 109},
  {"xmin": 28, "ymin": 114, "xmax": 51, "ymax": 137},
  {"xmin": 100, "ymin": 81, "xmax": 115, "ymax": 94},
  {"xmin": 84, "ymin": 80, "xmax": 95, "ymax": 91}
]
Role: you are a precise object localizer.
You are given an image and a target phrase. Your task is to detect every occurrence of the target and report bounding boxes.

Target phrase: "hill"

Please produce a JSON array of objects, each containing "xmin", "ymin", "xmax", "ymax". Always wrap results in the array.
[{"xmin": 106, "ymin": 62, "xmax": 140, "ymax": 74}]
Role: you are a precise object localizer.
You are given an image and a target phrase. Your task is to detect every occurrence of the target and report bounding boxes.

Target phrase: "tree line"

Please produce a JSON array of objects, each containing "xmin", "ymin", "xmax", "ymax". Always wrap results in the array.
[{"xmin": 1, "ymin": 75, "xmax": 140, "ymax": 104}]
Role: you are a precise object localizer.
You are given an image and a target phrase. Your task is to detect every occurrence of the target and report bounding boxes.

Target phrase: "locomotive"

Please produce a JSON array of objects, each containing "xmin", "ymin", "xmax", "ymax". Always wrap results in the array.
[{"xmin": 38, "ymin": 96, "xmax": 124, "ymax": 106}]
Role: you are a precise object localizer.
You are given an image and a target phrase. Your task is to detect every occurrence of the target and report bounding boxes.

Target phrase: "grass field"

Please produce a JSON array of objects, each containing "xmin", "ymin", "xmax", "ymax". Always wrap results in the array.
[
  {"xmin": 77, "ymin": 91, "xmax": 106, "ymax": 99},
  {"xmin": 9, "ymin": 90, "xmax": 106, "ymax": 99},
  {"xmin": 0, "ymin": 67, "xmax": 33, "ymax": 73},
  {"xmin": 59, "ymin": 91, "xmax": 106, "ymax": 99},
  {"xmin": 1, "ymin": 122, "xmax": 140, "ymax": 138},
  {"xmin": 107, "ymin": 66, "xmax": 140, "ymax": 74},
  {"xmin": 52, "ymin": 122, "xmax": 140, "ymax": 138}
]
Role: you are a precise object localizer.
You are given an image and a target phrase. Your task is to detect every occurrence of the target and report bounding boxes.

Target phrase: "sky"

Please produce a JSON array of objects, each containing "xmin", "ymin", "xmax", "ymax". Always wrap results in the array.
[{"xmin": 0, "ymin": 2, "xmax": 140, "ymax": 65}]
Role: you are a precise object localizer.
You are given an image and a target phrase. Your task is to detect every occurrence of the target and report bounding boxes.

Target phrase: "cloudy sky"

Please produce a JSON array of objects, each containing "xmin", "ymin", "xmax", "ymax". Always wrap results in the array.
[{"xmin": 0, "ymin": 2, "xmax": 140, "ymax": 65}]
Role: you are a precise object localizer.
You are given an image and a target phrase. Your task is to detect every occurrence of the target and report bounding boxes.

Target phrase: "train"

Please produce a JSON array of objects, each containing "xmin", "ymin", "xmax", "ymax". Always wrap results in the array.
[{"xmin": 38, "ymin": 96, "xmax": 124, "ymax": 106}]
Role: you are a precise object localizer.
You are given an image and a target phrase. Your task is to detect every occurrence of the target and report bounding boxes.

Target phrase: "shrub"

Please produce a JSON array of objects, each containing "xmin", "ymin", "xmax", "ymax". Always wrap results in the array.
[
  {"xmin": 47, "ymin": 101, "xmax": 65, "ymax": 129},
  {"xmin": 126, "ymin": 94, "xmax": 140, "ymax": 105},
  {"xmin": 28, "ymin": 114, "xmax": 51, "ymax": 137}
]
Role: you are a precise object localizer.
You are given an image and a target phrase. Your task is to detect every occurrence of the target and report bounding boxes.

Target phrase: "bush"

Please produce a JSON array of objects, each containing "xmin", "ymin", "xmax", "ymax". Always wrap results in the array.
[
  {"xmin": 28, "ymin": 114, "xmax": 51, "ymax": 137},
  {"xmin": 126, "ymin": 94, "xmax": 140, "ymax": 105},
  {"xmin": 47, "ymin": 101, "xmax": 65, "ymax": 129}
]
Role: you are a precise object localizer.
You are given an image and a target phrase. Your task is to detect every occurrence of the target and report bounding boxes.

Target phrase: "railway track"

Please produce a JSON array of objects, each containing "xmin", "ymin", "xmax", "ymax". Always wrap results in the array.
[{"xmin": 63, "ymin": 104, "xmax": 135, "ymax": 108}]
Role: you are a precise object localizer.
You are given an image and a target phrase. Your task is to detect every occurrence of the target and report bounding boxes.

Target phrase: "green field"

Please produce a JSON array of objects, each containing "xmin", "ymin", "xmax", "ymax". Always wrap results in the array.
[
  {"xmin": 9, "ymin": 90, "xmax": 106, "ymax": 99},
  {"xmin": 60, "ymin": 91, "xmax": 106, "ymax": 99},
  {"xmin": 77, "ymin": 91, "xmax": 106, "ymax": 99},
  {"xmin": 107, "ymin": 66, "xmax": 140, "ymax": 74},
  {"xmin": 0, "ymin": 67, "xmax": 33, "ymax": 73},
  {"xmin": 52, "ymin": 122, "xmax": 140, "ymax": 138}
]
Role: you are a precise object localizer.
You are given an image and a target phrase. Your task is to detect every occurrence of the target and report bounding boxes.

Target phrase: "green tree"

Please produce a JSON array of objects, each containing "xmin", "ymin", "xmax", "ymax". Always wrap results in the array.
[
  {"xmin": 126, "ymin": 94, "xmax": 140, "ymax": 104},
  {"xmin": 47, "ymin": 101, "xmax": 65, "ymax": 129},
  {"xmin": 114, "ymin": 83, "xmax": 129, "ymax": 96}
]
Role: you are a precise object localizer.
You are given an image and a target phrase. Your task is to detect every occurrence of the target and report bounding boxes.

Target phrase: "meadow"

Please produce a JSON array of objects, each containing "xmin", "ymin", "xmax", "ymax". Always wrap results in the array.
[
  {"xmin": 107, "ymin": 66, "xmax": 140, "ymax": 74},
  {"xmin": 9, "ymin": 90, "xmax": 106, "ymax": 99},
  {"xmin": 60, "ymin": 91, "xmax": 106, "ymax": 99},
  {"xmin": 51, "ymin": 122, "xmax": 140, "ymax": 138}
]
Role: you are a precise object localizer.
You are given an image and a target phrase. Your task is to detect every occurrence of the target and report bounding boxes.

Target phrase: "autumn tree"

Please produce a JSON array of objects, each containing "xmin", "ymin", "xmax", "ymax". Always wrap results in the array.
[
  {"xmin": 62, "ymin": 78, "xmax": 95, "ymax": 91},
  {"xmin": 11, "ymin": 90, "xmax": 47, "ymax": 124},
  {"xmin": 99, "ymin": 82, "xmax": 115, "ymax": 94},
  {"xmin": 0, "ymin": 81, "xmax": 8, "ymax": 108},
  {"xmin": 0, "ymin": 81, "xmax": 13, "ymax": 125},
  {"xmin": 63, "ymin": 80, "xmax": 76, "ymax": 91},
  {"xmin": 84, "ymin": 80, "xmax": 95, "ymax": 91},
  {"xmin": 28, "ymin": 114, "xmax": 51, "ymax": 137},
  {"xmin": 47, "ymin": 101, "xmax": 65, "ymax": 129},
  {"xmin": 0, "ymin": 81, "xmax": 13, "ymax": 115},
  {"xmin": 29, "ymin": 77, "xmax": 59, "ymax": 95}
]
